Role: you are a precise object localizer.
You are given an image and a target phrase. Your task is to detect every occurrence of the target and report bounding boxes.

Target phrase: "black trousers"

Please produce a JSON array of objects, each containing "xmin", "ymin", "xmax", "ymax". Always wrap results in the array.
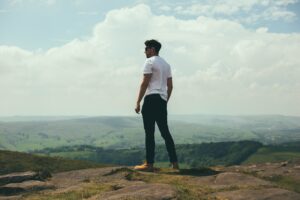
[{"xmin": 141, "ymin": 94, "xmax": 178, "ymax": 164}]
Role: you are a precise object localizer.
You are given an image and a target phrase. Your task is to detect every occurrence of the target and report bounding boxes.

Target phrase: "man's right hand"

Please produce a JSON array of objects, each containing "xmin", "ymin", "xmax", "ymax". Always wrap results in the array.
[{"xmin": 135, "ymin": 104, "xmax": 140, "ymax": 114}]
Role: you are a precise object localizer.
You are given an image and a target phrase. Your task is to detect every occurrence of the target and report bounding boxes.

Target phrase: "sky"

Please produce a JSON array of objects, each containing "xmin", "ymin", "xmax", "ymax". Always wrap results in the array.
[{"xmin": 0, "ymin": 0, "xmax": 300, "ymax": 116}]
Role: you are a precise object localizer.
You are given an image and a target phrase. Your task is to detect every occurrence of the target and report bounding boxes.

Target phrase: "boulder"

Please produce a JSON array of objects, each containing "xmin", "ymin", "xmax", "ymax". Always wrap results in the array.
[
  {"xmin": 191, "ymin": 172, "xmax": 272, "ymax": 189},
  {"xmin": 214, "ymin": 172, "xmax": 271, "ymax": 186},
  {"xmin": 0, "ymin": 180, "xmax": 54, "ymax": 196},
  {"xmin": 0, "ymin": 171, "xmax": 50, "ymax": 186}
]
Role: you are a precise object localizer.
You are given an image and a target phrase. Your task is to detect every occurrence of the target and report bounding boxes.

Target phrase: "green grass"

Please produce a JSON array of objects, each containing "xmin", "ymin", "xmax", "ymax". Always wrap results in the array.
[
  {"xmin": 3, "ymin": 115, "xmax": 299, "ymax": 152},
  {"xmin": 48, "ymin": 151, "xmax": 96, "ymax": 160},
  {"xmin": 124, "ymin": 169, "xmax": 214, "ymax": 200},
  {"xmin": 264, "ymin": 175, "xmax": 300, "ymax": 193},
  {"xmin": 32, "ymin": 141, "xmax": 262, "ymax": 168},
  {"xmin": 0, "ymin": 150, "xmax": 112, "ymax": 175},
  {"xmin": 244, "ymin": 147, "xmax": 300, "ymax": 164}
]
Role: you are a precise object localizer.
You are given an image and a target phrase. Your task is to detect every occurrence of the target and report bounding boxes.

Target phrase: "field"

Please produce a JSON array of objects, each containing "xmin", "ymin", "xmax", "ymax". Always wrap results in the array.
[
  {"xmin": 1, "ymin": 115, "xmax": 300, "ymax": 152},
  {"xmin": 244, "ymin": 142, "xmax": 300, "ymax": 164}
]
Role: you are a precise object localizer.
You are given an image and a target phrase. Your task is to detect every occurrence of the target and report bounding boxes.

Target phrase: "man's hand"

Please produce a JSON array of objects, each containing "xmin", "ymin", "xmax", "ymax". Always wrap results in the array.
[
  {"xmin": 135, "ymin": 74, "xmax": 152, "ymax": 114},
  {"xmin": 167, "ymin": 77, "xmax": 173, "ymax": 102},
  {"xmin": 135, "ymin": 103, "xmax": 141, "ymax": 114}
]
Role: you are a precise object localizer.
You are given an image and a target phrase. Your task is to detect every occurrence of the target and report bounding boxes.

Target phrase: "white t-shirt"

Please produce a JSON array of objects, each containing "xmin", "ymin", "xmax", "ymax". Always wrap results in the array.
[{"xmin": 143, "ymin": 56, "xmax": 172, "ymax": 101}]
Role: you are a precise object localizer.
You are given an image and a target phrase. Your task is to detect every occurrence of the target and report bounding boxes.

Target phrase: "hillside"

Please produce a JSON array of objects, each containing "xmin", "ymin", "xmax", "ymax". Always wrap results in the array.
[
  {"xmin": 1, "ymin": 115, "xmax": 300, "ymax": 152},
  {"xmin": 244, "ymin": 141, "xmax": 300, "ymax": 164},
  {"xmin": 32, "ymin": 141, "xmax": 263, "ymax": 168},
  {"xmin": 0, "ymin": 150, "xmax": 111, "ymax": 175}
]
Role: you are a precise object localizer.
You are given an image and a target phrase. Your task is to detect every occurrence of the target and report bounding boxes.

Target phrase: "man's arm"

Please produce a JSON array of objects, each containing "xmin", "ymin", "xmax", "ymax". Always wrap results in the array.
[
  {"xmin": 135, "ymin": 74, "xmax": 152, "ymax": 114},
  {"xmin": 167, "ymin": 77, "xmax": 173, "ymax": 102}
]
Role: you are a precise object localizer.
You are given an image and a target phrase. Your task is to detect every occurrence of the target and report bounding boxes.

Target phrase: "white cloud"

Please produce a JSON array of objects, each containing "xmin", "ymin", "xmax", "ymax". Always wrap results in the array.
[
  {"xmin": 256, "ymin": 27, "xmax": 269, "ymax": 33},
  {"xmin": 169, "ymin": 0, "xmax": 298, "ymax": 23},
  {"xmin": 0, "ymin": 4, "xmax": 299, "ymax": 116},
  {"xmin": 263, "ymin": 6, "xmax": 296, "ymax": 21}
]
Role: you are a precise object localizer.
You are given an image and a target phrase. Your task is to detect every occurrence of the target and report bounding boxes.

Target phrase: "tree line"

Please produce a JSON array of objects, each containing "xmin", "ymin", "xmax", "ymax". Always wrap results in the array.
[{"xmin": 32, "ymin": 141, "xmax": 263, "ymax": 167}]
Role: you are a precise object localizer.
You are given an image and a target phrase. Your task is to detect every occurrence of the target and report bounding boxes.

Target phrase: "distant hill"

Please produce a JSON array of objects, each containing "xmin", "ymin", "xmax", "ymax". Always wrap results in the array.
[
  {"xmin": 0, "ymin": 150, "xmax": 111, "ymax": 175},
  {"xmin": 0, "ymin": 115, "xmax": 89, "ymax": 122},
  {"xmin": 0, "ymin": 115, "xmax": 300, "ymax": 152},
  {"xmin": 32, "ymin": 141, "xmax": 300, "ymax": 168},
  {"xmin": 32, "ymin": 141, "xmax": 263, "ymax": 168}
]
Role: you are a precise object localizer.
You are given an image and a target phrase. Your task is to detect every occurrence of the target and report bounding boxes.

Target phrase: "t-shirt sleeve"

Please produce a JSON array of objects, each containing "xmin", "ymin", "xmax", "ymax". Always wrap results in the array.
[
  {"xmin": 143, "ymin": 59, "xmax": 153, "ymax": 74},
  {"xmin": 167, "ymin": 64, "xmax": 172, "ymax": 78}
]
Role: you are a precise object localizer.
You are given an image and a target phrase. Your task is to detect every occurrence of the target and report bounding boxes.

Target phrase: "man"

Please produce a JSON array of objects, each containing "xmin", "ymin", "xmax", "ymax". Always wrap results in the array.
[{"xmin": 134, "ymin": 39, "xmax": 179, "ymax": 172}]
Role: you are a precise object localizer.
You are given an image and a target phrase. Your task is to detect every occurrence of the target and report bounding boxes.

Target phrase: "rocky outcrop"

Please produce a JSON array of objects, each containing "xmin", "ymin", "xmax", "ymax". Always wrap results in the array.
[
  {"xmin": 0, "ymin": 180, "xmax": 54, "ymax": 195},
  {"xmin": 1, "ymin": 161, "xmax": 300, "ymax": 200},
  {"xmin": 0, "ymin": 171, "xmax": 52, "ymax": 197},
  {"xmin": 226, "ymin": 161, "xmax": 300, "ymax": 182},
  {"xmin": 191, "ymin": 171, "xmax": 272, "ymax": 190},
  {"xmin": 0, "ymin": 171, "xmax": 50, "ymax": 186}
]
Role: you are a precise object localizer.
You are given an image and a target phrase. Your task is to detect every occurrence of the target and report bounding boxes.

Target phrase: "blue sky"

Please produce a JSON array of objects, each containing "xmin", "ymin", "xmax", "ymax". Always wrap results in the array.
[
  {"xmin": 0, "ymin": 0, "xmax": 300, "ymax": 116},
  {"xmin": 1, "ymin": 0, "xmax": 300, "ymax": 50}
]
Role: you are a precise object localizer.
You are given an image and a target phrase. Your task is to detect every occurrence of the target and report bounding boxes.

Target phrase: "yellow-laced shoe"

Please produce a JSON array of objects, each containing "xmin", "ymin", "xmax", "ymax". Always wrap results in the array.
[{"xmin": 134, "ymin": 162, "xmax": 154, "ymax": 172}]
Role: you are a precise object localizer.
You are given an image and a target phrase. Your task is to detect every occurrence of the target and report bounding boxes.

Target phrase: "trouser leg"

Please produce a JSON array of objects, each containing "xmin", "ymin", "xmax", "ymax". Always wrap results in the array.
[
  {"xmin": 142, "ymin": 99, "xmax": 156, "ymax": 164},
  {"xmin": 156, "ymin": 99, "xmax": 178, "ymax": 163}
]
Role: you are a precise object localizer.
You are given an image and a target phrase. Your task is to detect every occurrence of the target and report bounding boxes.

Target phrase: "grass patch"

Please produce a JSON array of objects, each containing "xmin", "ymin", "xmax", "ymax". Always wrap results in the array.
[
  {"xmin": 124, "ymin": 168, "xmax": 219, "ymax": 200},
  {"xmin": 0, "ymin": 150, "xmax": 111, "ymax": 175},
  {"xmin": 244, "ymin": 146, "xmax": 300, "ymax": 164},
  {"xmin": 238, "ymin": 169, "xmax": 300, "ymax": 193},
  {"xmin": 264, "ymin": 175, "xmax": 300, "ymax": 193}
]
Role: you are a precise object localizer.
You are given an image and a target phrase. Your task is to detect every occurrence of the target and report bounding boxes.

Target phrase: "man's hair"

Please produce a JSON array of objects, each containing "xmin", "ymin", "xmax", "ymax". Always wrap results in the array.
[{"xmin": 145, "ymin": 39, "xmax": 161, "ymax": 54}]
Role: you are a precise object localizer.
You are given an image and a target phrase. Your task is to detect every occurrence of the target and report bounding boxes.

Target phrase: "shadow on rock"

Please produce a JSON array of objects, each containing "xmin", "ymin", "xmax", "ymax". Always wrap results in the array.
[{"xmin": 168, "ymin": 167, "xmax": 219, "ymax": 176}]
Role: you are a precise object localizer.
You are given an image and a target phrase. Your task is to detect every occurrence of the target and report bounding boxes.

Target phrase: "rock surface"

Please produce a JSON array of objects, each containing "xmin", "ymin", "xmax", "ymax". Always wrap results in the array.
[
  {"xmin": 0, "ymin": 171, "xmax": 49, "ymax": 186},
  {"xmin": 226, "ymin": 161, "xmax": 300, "ymax": 182},
  {"xmin": 0, "ymin": 161, "xmax": 299, "ymax": 200},
  {"xmin": 0, "ymin": 180, "xmax": 54, "ymax": 196},
  {"xmin": 191, "ymin": 171, "xmax": 272, "ymax": 190},
  {"xmin": 89, "ymin": 183, "xmax": 177, "ymax": 200},
  {"xmin": 214, "ymin": 172, "xmax": 271, "ymax": 187},
  {"xmin": 215, "ymin": 188, "xmax": 300, "ymax": 200}
]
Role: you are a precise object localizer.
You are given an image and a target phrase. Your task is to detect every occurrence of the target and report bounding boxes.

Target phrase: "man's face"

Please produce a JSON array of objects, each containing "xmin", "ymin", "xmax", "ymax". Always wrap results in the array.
[{"xmin": 144, "ymin": 46, "xmax": 155, "ymax": 58}]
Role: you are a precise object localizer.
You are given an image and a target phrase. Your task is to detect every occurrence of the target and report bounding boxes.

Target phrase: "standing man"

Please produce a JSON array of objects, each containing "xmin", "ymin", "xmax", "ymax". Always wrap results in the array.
[{"xmin": 134, "ymin": 39, "xmax": 179, "ymax": 171}]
